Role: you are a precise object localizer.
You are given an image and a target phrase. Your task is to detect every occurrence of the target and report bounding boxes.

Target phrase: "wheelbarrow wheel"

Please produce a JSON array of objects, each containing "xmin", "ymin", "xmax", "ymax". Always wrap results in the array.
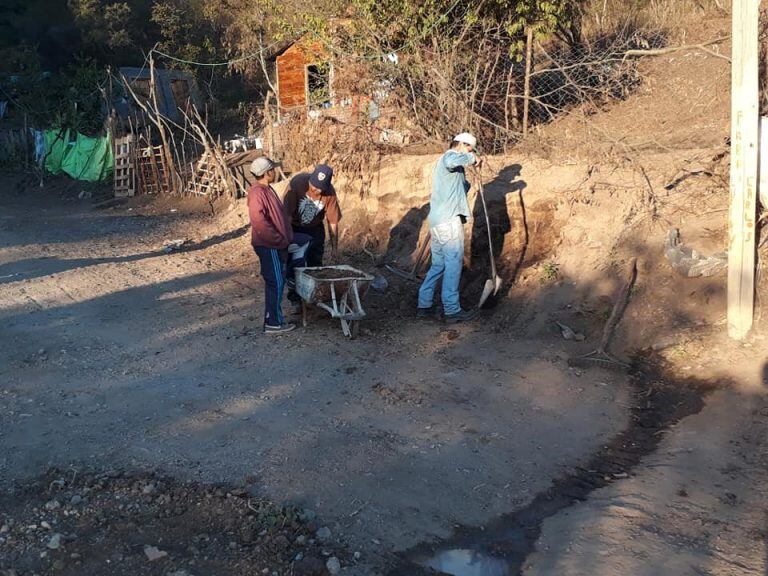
[{"xmin": 339, "ymin": 318, "xmax": 359, "ymax": 339}]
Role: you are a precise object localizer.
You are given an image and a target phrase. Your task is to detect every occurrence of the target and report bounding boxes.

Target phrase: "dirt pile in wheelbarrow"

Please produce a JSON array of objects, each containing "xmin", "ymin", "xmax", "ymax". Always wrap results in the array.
[
  {"xmin": 305, "ymin": 268, "xmax": 369, "ymax": 281},
  {"xmin": 0, "ymin": 468, "xmax": 350, "ymax": 576}
]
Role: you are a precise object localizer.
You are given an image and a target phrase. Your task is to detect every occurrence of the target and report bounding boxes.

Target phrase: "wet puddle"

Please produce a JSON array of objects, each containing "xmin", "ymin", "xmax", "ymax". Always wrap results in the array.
[
  {"xmin": 391, "ymin": 360, "xmax": 714, "ymax": 576},
  {"xmin": 416, "ymin": 549, "xmax": 510, "ymax": 576}
]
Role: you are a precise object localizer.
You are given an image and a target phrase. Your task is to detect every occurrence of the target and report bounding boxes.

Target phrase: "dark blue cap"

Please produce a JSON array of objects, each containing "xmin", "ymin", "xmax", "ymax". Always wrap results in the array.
[{"xmin": 309, "ymin": 164, "xmax": 334, "ymax": 193}]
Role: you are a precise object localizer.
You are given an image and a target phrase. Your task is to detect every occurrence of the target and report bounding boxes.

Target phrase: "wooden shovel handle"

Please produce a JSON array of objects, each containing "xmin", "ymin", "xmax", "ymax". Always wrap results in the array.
[{"xmin": 476, "ymin": 177, "xmax": 498, "ymax": 279}]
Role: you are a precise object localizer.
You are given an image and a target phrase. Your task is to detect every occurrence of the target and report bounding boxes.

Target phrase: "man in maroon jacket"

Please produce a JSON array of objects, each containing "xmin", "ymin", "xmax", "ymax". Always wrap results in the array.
[{"xmin": 248, "ymin": 157, "xmax": 308, "ymax": 334}]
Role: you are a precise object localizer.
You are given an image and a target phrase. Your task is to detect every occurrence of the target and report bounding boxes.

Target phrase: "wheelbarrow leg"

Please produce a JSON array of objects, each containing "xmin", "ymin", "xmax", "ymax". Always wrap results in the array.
[
  {"xmin": 301, "ymin": 301, "xmax": 308, "ymax": 328},
  {"xmin": 339, "ymin": 281, "xmax": 365, "ymax": 339},
  {"xmin": 339, "ymin": 289, "xmax": 352, "ymax": 338},
  {"xmin": 350, "ymin": 281, "xmax": 363, "ymax": 339}
]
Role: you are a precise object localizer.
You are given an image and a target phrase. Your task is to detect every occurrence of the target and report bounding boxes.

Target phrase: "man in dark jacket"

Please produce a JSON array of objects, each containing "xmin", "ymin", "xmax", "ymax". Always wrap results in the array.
[
  {"xmin": 283, "ymin": 164, "xmax": 342, "ymax": 266},
  {"xmin": 248, "ymin": 157, "xmax": 306, "ymax": 334}
]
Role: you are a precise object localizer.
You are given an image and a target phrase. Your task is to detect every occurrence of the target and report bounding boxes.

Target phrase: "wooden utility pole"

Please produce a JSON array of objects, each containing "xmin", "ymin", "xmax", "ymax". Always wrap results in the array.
[
  {"xmin": 761, "ymin": 117, "xmax": 768, "ymax": 210},
  {"xmin": 727, "ymin": 0, "xmax": 760, "ymax": 340}
]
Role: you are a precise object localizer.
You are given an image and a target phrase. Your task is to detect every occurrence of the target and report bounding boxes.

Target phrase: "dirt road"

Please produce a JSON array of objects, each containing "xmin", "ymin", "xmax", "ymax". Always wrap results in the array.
[
  {"xmin": 2, "ymin": 174, "xmax": 767, "ymax": 576},
  {"xmin": 0, "ymin": 177, "xmax": 629, "ymax": 573}
]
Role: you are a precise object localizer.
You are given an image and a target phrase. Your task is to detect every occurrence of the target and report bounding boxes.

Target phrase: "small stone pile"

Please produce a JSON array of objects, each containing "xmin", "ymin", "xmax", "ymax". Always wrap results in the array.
[{"xmin": 0, "ymin": 468, "xmax": 351, "ymax": 576}]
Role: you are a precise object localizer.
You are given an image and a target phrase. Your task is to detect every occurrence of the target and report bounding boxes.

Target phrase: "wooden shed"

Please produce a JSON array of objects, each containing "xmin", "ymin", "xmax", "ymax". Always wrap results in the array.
[
  {"xmin": 275, "ymin": 38, "xmax": 332, "ymax": 111},
  {"xmin": 270, "ymin": 33, "xmax": 410, "ymax": 146}
]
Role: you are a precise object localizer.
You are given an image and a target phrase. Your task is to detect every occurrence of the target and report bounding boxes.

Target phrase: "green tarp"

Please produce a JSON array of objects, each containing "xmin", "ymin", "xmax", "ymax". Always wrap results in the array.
[{"xmin": 44, "ymin": 129, "xmax": 113, "ymax": 182}]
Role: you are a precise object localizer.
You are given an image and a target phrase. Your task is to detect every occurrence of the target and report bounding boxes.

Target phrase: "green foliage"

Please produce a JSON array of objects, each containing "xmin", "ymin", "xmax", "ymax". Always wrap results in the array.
[
  {"xmin": 306, "ymin": 62, "xmax": 332, "ymax": 106},
  {"xmin": 0, "ymin": 45, "xmax": 42, "ymax": 77},
  {"xmin": 68, "ymin": 0, "xmax": 134, "ymax": 50},
  {"xmin": 199, "ymin": 0, "xmax": 331, "ymax": 79},
  {"xmin": 540, "ymin": 261, "xmax": 560, "ymax": 283},
  {"xmin": 151, "ymin": 0, "xmax": 220, "ymax": 71},
  {"xmin": 337, "ymin": 0, "xmax": 587, "ymax": 58},
  {"xmin": 55, "ymin": 58, "xmax": 108, "ymax": 135},
  {"xmin": 1, "ymin": 50, "xmax": 107, "ymax": 135}
]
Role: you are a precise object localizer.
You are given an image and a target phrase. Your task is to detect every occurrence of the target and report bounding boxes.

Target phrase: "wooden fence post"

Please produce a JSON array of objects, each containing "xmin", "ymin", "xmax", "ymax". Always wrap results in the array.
[
  {"xmin": 727, "ymin": 0, "xmax": 760, "ymax": 340},
  {"xmin": 522, "ymin": 27, "xmax": 534, "ymax": 136}
]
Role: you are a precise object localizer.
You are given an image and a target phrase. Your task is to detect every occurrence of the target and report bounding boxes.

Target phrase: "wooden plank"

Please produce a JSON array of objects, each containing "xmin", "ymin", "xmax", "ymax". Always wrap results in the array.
[
  {"xmin": 113, "ymin": 134, "xmax": 135, "ymax": 197},
  {"xmin": 727, "ymin": 0, "xmax": 760, "ymax": 340},
  {"xmin": 277, "ymin": 46, "xmax": 309, "ymax": 110}
]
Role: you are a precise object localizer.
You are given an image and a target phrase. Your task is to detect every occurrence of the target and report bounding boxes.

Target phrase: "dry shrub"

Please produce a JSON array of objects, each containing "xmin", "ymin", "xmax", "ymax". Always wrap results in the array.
[
  {"xmin": 374, "ymin": 20, "xmax": 663, "ymax": 152},
  {"xmin": 583, "ymin": 0, "xmax": 727, "ymax": 39},
  {"xmin": 322, "ymin": 13, "xmax": 674, "ymax": 154},
  {"xmin": 274, "ymin": 113, "xmax": 334, "ymax": 171},
  {"xmin": 269, "ymin": 0, "xmax": 731, "ymax": 180},
  {"xmin": 394, "ymin": 28, "xmax": 523, "ymax": 152},
  {"xmin": 273, "ymin": 112, "xmax": 388, "ymax": 198}
]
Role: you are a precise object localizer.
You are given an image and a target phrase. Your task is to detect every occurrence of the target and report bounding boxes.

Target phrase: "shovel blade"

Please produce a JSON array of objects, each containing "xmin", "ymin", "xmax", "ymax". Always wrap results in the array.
[
  {"xmin": 493, "ymin": 275, "xmax": 502, "ymax": 295},
  {"xmin": 478, "ymin": 278, "xmax": 495, "ymax": 308}
]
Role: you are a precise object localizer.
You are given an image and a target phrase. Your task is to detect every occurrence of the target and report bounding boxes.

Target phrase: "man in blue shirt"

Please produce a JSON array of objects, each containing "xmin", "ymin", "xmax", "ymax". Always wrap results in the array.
[{"xmin": 417, "ymin": 132, "xmax": 482, "ymax": 323}]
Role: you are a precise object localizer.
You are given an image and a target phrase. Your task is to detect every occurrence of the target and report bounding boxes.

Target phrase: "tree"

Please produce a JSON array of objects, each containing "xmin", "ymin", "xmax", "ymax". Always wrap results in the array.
[
  {"xmin": 200, "ymin": 0, "xmax": 337, "ymax": 78},
  {"xmin": 340, "ymin": 0, "xmax": 587, "ymax": 57},
  {"xmin": 68, "ymin": 0, "xmax": 134, "ymax": 50},
  {"xmin": 151, "ymin": 0, "xmax": 219, "ymax": 71}
]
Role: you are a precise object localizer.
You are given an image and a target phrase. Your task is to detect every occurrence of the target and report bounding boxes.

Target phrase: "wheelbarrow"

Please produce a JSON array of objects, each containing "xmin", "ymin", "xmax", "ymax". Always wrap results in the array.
[{"xmin": 294, "ymin": 265, "xmax": 375, "ymax": 338}]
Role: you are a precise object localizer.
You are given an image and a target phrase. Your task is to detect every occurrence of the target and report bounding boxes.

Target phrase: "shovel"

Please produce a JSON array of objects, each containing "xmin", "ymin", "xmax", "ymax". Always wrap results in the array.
[{"xmin": 476, "ymin": 174, "xmax": 502, "ymax": 308}]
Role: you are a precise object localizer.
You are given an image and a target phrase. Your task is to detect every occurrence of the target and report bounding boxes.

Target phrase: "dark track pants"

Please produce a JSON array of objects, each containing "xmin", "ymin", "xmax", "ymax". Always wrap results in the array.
[{"xmin": 254, "ymin": 246, "xmax": 287, "ymax": 327}]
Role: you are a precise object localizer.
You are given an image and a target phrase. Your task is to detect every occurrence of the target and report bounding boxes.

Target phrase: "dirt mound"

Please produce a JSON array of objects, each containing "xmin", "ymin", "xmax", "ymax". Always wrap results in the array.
[
  {"xmin": 528, "ymin": 15, "xmax": 731, "ymax": 161},
  {"xmin": 0, "ymin": 469, "xmax": 348, "ymax": 576},
  {"xmin": 305, "ymin": 268, "xmax": 369, "ymax": 280}
]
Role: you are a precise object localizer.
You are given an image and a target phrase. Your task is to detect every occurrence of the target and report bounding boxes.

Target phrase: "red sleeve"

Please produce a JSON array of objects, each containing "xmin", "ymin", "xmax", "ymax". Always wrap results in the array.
[{"xmin": 247, "ymin": 187, "xmax": 264, "ymax": 228}]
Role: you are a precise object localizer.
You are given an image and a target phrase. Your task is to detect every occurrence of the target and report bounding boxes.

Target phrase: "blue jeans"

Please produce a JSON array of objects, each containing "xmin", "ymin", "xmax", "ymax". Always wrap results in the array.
[{"xmin": 417, "ymin": 217, "xmax": 464, "ymax": 315}]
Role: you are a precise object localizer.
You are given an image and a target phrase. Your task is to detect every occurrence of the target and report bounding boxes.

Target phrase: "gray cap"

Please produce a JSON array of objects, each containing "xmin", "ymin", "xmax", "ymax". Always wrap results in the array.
[{"xmin": 250, "ymin": 156, "xmax": 280, "ymax": 177}]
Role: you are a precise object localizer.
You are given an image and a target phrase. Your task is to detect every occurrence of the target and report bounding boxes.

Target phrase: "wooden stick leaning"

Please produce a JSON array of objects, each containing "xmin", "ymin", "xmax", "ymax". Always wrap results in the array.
[{"xmin": 569, "ymin": 257, "xmax": 638, "ymax": 370}]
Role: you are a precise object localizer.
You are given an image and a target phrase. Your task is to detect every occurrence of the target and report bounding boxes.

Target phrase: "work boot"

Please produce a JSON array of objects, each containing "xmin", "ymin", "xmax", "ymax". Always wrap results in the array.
[
  {"xmin": 416, "ymin": 305, "xmax": 440, "ymax": 319},
  {"xmin": 444, "ymin": 308, "xmax": 476, "ymax": 324},
  {"xmin": 264, "ymin": 323, "xmax": 296, "ymax": 335}
]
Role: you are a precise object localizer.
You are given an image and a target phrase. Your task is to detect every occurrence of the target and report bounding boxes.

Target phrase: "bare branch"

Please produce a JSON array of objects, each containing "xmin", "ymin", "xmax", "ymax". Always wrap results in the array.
[{"xmin": 622, "ymin": 36, "xmax": 731, "ymax": 62}]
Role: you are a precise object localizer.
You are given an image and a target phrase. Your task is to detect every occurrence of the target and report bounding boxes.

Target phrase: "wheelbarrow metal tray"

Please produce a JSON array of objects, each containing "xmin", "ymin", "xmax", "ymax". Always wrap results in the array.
[
  {"xmin": 295, "ymin": 265, "xmax": 374, "ymax": 337},
  {"xmin": 295, "ymin": 265, "xmax": 374, "ymax": 306}
]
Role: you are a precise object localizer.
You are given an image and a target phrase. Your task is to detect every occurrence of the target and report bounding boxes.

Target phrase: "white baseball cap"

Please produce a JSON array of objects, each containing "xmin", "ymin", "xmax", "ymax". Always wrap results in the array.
[
  {"xmin": 250, "ymin": 156, "xmax": 281, "ymax": 176},
  {"xmin": 453, "ymin": 132, "xmax": 477, "ymax": 150}
]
